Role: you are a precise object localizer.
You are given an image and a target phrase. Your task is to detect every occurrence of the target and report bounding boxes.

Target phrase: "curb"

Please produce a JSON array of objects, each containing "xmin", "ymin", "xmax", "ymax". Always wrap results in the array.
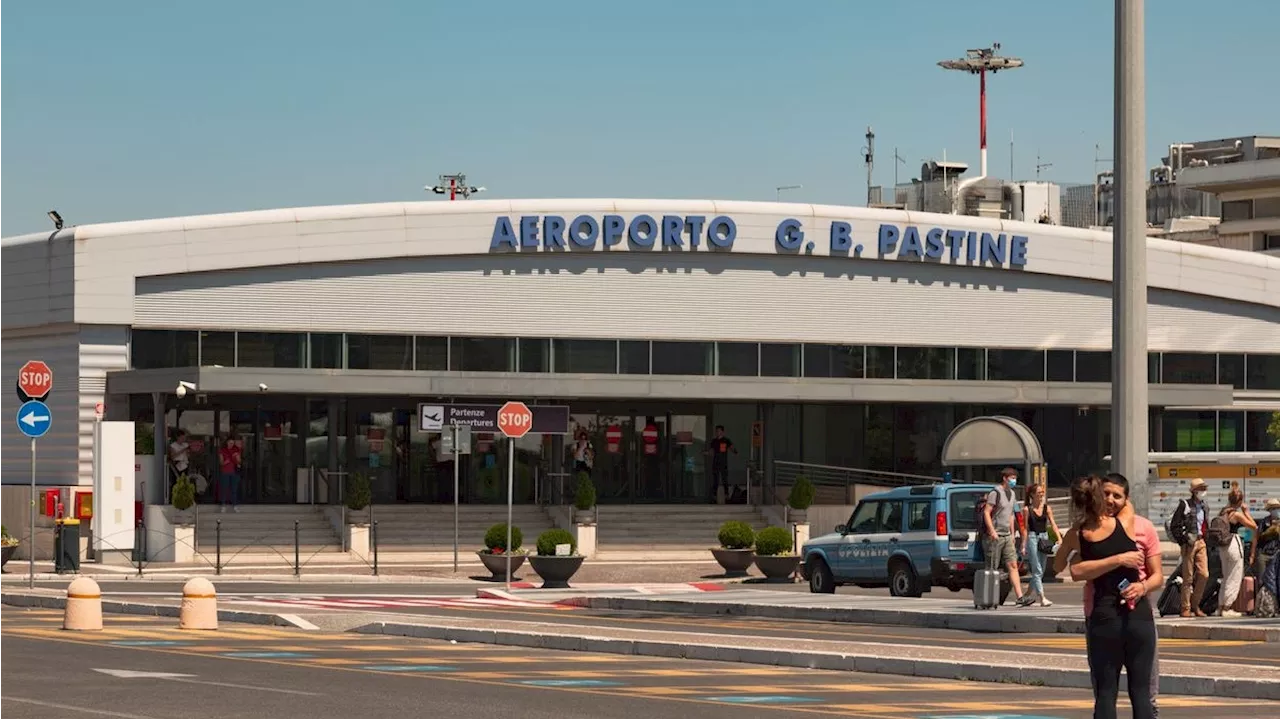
[
  {"xmin": 4, "ymin": 573, "xmax": 474, "ymax": 584},
  {"xmin": 354, "ymin": 620, "xmax": 1280, "ymax": 701},
  {"xmin": 1, "ymin": 590, "xmax": 303, "ymax": 628},
  {"xmin": 567, "ymin": 596, "xmax": 1280, "ymax": 643}
]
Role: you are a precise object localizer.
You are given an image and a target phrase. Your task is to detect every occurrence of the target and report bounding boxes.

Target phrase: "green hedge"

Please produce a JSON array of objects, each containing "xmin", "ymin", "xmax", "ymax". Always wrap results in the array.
[
  {"xmin": 484, "ymin": 523, "xmax": 523, "ymax": 553},
  {"xmin": 717, "ymin": 521, "xmax": 754, "ymax": 550},
  {"xmin": 536, "ymin": 528, "xmax": 577, "ymax": 556},
  {"xmin": 754, "ymin": 526, "xmax": 793, "ymax": 556}
]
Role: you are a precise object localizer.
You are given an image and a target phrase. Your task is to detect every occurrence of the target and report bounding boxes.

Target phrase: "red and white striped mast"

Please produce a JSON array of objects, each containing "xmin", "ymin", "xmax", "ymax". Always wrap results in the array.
[
  {"xmin": 427, "ymin": 173, "xmax": 486, "ymax": 201},
  {"xmin": 938, "ymin": 44, "xmax": 1024, "ymax": 200}
]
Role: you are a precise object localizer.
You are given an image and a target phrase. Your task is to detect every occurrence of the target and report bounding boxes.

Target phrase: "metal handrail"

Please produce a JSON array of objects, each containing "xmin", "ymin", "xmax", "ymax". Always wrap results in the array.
[{"xmin": 771, "ymin": 460, "xmax": 937, "ymax": 503}]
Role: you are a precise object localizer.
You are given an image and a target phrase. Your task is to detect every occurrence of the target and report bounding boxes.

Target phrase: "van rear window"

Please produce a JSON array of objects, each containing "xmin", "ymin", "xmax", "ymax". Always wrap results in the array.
[{"xmin": 949, "ymin": 490, "xmax": 987, "ymax": 532}]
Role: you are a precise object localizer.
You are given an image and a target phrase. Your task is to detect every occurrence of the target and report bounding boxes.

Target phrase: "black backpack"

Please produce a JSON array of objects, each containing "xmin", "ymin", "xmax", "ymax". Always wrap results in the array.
[{"xmin": 1166, "ymin": 499, "xmax": 1192, "ymax": 545}]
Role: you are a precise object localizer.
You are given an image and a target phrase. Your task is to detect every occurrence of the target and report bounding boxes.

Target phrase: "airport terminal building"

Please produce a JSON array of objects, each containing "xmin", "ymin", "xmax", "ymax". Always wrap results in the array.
[{"xmin": 3, "ymin": 199, "xmax": 1280, "ymax": 512}]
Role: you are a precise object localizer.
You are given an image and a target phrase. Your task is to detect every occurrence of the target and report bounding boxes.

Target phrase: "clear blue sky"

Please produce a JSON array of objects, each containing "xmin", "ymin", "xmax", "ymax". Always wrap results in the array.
[{"xmin": 3, "ymin": 0, "xmax": 1277, "ymax": 235}]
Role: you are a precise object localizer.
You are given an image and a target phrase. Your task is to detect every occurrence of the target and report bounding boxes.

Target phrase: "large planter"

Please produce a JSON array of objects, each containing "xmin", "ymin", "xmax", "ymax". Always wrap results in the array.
[
  {"xmin": 711, "ymin": 548, "xmax": 755, "ymax": 577},
  {"xmin": 478, "ymin": 551, "xmax": 527, "ymax": 580},
  {"xmin": 788, "ymin": 509, "xmax": 808, "ymax": 525},
  {"xmin": 346, "ymin": 508, "xmax": 370, "ymax": 525},
  {"xmin": 573, "ymin": 508, "xmax": 595, "ymax": 525},
  {"xmin": 529, "ymin": 555, "xmax": 584, "ymax": 589},
  {"xmin": 1, "ymin": 544, "xmax": 17, "ymax": 569},
  {"xmin": 754, "ymin": 554, "xmax": 800, "ymax": 582}
]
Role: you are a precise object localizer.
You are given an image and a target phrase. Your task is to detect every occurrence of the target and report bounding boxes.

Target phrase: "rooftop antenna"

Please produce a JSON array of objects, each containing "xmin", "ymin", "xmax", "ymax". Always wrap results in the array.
[
  {"xmin": 427, "ymin": 173, "xmax": 486, "ymax": 200},
  {"xmin": 893, "ymin": 148, "xmax": 907, "ymax": 188},
  {"xmin": 1035, "ymin": 153, "xmax": 1053, "ymax": 179},
  {"xmin": 862, "ymin": 127, "xmax": 875, "ymax": 206},
  {"xmin": 939, "ymin": 43, "xmax": 1025, "ymax": 212}
]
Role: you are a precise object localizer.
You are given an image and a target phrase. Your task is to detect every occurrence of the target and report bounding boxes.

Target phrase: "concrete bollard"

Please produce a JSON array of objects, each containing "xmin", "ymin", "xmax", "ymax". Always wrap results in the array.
[
  {"xmin": 64, "ymin": 577, "xmax": 104, "ymax": 631},
  {"xmin": 179, "ymin": 577, "xmax": 218, "ymax": 630}
]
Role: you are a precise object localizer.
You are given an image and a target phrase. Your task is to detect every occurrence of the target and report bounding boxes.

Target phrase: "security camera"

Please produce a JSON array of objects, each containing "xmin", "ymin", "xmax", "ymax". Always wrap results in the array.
[
  {"xmin": 258, "ymin": 383, "xmax": 269, "ymax": 392},
  {"xmin": 176, "ymin": 381, "xmax": 197, "ymax": 398}
]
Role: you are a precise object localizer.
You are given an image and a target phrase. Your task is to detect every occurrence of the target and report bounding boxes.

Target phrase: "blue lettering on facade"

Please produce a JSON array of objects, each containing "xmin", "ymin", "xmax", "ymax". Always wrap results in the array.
[
  {"xmin": 775, "ymin": 218, "xmax": 804, "ymax": 251},
  {"xmin": 489, "ymin": 215, "xmax": 1029, "ymax": 268}
]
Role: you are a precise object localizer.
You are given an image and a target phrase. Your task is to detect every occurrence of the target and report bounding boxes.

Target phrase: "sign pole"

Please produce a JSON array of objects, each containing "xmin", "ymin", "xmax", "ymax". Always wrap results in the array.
[
  {"xmin": 452, "ymin": 424, "xmax": 460, "ymax": 573},
  {"xmin": 29, "ymin": 438, "xmax": 36, "ymax": 588},
  {"xmin": 505, "ymin": 437, "xmax": 514, "ymax": 592}
]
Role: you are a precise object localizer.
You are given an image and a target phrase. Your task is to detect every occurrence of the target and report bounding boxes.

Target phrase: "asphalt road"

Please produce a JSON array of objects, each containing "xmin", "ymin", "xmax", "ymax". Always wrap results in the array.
[{"xmin": 3, "ymin": 609, "xmax": 1271, "ymax": 719}]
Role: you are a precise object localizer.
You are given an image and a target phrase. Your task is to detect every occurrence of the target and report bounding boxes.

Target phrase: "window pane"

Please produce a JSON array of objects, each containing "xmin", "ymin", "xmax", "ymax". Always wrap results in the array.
[
  {"xmin": 1221, "ymin": 199, "xmax": 1252, "ymax": 222},
  {"xmin": 553, "ymin": 339, "xmax": 617, "ymax": 374},
  {"xmin": 415, "ymin": 337, "xmax": 448, "ymax": 371},
  {"xmin": 1247, "ymin": 354, "xmax": 1280, "ymax": 390},
  {"xmin": 310, "ymin": 333, "xmax": 343, "ymax": 369},
  {"xmin": 453, "ymin": 337, "xmax": 514, "ymax": 372},
  {"xmin": 761, "ymin": 343, "xmax": 800, "ymax": 377},
  {"xmin": 957, "ymin": 348, "xmax": 986, "ymax": 380},
  {"xmin": 652, "ymin": 341, "xmax": 713, "ymax": 375},
  {"xmin": 1162, "ymin": 410, "xmax": 1217, "ymax": 451},
  {"xmin": 1219, "ymin": 411, "xmax": 1244, "ymax": 452},
  {"xmin": 906, "ymin": 501, "xmax": 932, "ymax": 531},
  {"xmin": 867, "ymin": 346, "xmax": 895, "ymax": 378},
  {"xmin": 619, "ymin": 341, "xmax": 649, "ymax": 374},
  {"xmin": 717, "ymin": 342, "xmax": 758, "ymax": 377},
  {"xmin": 848, "ymin": 501, "xmax": 880, "ymax": 534},
  {"xmin": 1218, "ymin": 354, "xmax": 1245, "ymax": 389},
  {"xmin": 896, "ymin": 347, "xmax": 955, "ymax": 380},
  {"xmin": 131, "ymin": 329, "xmax": 197, "ymax": 369},
  {"xmin": 1149, "ymin": 352, "xmax": 1162, "ymax": 383},
  {"xmin": 347, "ymin": 334, "xmax": 413, "ymax": 371},
  {"xmin": 236, "ymin": 332, "xmax": 305, "ymax": 368},
  {"xmin": 199, "ymin": 331, "xmax": 235, "ymax": 367},
  {"xmin": 1076, "ymin": 351, "xmax": 1111, "ymax": 382},
  {"xmin": 1245, "ymin": 411, "xmax": 1279, "ymax": 451},
  {"xmin": 803, "ymin": 344, "xmax": 863, "ymax": 378},
  {"xmin": 518, "ymin": 338, "xmax": 550, "ymax": 373},
  {"xmin": 988, "ymin": 349, "xmax": 1044, "ymax": 382},
  {"xmin": 1161, "ymin": 352, "xmax": 1216, "ymax": 384},
  {"xmin": 1046, "ymin": 350, "xmax": 1074, "ymax": 381}
]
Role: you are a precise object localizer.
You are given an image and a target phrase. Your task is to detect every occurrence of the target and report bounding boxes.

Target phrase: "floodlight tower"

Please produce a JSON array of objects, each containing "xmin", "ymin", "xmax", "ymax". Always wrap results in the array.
[
  {"xmin": 427, "ymin": 173, "xmax": 486, "ymax": 200},
  {"xmin": 938, "ymin": 44, "xmax": 1024, "ymax": 211}
]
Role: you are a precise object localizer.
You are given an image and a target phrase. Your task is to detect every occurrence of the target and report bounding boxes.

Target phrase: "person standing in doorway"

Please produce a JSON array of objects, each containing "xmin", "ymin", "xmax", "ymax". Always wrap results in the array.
[
  {"xmin": 705, "ymin": 426, "xmax": 737, "ymax": 504},
  {"xmin": 168, "ymin": 430, "xmax": 191, "ymax": 498},
  {"xmin": 572, "ymin": 431, "xmax": 595, "ymax": 476},
  {"xmin": 218, "ymin": 436, "xmax": 242, "ymax": 513}
]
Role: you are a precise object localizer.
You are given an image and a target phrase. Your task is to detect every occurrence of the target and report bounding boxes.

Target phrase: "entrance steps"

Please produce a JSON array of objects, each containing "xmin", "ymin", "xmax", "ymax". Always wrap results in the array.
[
  {"xmin": 595, "ymin": 504, "xmax": 770, "ymax": 552},
  {"xmin": 194, "ymin": 505, "xmax": 342, "ymax": 557},
  {"xmin": 368, "ymin": 505, "xmax": 557, "ymax": 552}
]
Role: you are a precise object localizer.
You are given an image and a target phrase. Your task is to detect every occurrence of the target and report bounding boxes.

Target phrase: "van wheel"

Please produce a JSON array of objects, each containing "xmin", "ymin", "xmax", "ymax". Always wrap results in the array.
[
  {"xmin": 808, "ymin": 557, "xmax": 836, "ymax": 594},
  {"xmin": 888, "ymin": 559, "xmax": 923, "ymax": 598}
]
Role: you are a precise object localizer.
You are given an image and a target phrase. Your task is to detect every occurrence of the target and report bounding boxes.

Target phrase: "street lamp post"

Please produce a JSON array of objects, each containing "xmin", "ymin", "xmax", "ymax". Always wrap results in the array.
[
  {"xmin": 1112, "ymin": 0, "xmax": 1149, "ymax": 514},
  {"xmin": 427, "ymin": 173, "xmax": 486, "ymax": 200},
  {"xmin": 775, "ymin": 184, "xmax": 802, "ymax": 201}
]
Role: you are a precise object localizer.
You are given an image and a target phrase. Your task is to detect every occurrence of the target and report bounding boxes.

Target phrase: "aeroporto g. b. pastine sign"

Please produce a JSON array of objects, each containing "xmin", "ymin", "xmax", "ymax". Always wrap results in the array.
[{"xmin": 488, "ymin": 213, "xmax": 1029, "ymax": 269}]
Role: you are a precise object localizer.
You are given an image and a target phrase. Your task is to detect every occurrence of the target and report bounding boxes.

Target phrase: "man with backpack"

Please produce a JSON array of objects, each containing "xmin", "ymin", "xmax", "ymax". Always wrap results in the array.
[
  {"xmin": 982, "ymin": 468, "xmax": 1033, "ymax": 607},
  {"xmin": 1167, "ymin": 478, "xmax": 1211, "ymax": 618}
]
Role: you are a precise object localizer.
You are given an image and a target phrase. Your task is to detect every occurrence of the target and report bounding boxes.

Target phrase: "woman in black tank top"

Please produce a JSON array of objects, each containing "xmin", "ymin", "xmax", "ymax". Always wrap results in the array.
[{"xmin": 1070, "ymin": 476, "xmax": 1157, "ymax": 719}]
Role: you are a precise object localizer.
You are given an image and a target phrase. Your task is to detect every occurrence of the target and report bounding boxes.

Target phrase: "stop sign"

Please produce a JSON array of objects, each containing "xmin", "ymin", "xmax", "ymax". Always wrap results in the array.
[
  {"xmin": 496, "ymin": 401, "xmax": 534, "ymax": 439},
  {"xmin": 17, "ymin": 360, "xmax": 53, "ymax": 400}
]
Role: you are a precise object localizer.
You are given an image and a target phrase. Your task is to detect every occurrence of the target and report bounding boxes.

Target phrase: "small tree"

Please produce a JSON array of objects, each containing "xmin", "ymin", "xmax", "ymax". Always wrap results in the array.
[
  {"xmin": 717, "ymin": 521, "xmax": 755, "ymax": 550},
  {"xmin": 573, "ymin": 472, "xmax": 596, "ymax": 511},
  {"xmin": 346, "ymin": 472, "xmax": 371, "ymax": 511},
  {"xmin": 788, "ymin": 476, "xmax": 815, "ymax": 511},
  {"xmin": 754, "ymin": 526, "xmax": 794, "ymax": 557},
  {"xmin": 483, "ymin": 523, "xmax": 523, "ymax": 554},
  {"xmin": 536, "ymin": 528, "xmax": 577, "ymax": 556},
  {"xmin": 171, "ymin": 476, "xmax": 196, "ymax": 511}
]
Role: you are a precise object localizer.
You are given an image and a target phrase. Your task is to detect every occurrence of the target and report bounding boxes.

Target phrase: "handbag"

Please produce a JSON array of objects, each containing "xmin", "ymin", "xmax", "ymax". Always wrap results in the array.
[{"xmin": 1037, "ymin": 536, "xmax": 1054, "ymax": 555}]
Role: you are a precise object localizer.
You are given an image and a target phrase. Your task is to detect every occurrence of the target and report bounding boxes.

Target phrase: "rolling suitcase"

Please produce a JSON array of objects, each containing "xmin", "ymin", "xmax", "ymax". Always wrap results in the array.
[
  {"xmin": 973, "ymin": 569, "xmax": 1002, "ymax": 610},
  {"xmin": 1234, "ymin": 576, "xmax": 1255, "ymax": 614}
]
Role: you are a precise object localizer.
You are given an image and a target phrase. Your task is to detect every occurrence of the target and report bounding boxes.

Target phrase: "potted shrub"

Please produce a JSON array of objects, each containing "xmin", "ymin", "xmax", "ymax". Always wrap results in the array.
[
  {"xmin": 752, "ymin": 526, "xmax": 799, "ymax": 581},
  {"xmin": 573, "ymin": 472, "xmax": 596, "ymax": 524},
  {"xmin": 171, "ymin": 475, "xmax": 197, "ymax": 525},
  {"xmin": 477, "ymin": 523, "xmax": 526, "ymax": 579},
  {"xmin": 1, "ymin": 525, "xmax": 19, "ymax": 568},
  {"xmin": 528, "ymin": 528, "xmax": 584, "ymax": 589},
  {"xmin": 788, "ymin": 476, "xmax": 815, "ymax": 524},
  {"xmin": 345, "ymin": 472, "xmax": 372, "ymax": 524},
  {"xmin": 711, "ymin": 520, "xmax": 755, "ymax": 576}
]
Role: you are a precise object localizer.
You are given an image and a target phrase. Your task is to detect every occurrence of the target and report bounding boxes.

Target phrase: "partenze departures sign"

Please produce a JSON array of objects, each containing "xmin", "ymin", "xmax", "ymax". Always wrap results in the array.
[{"xmin": 489, "ymin": 214, "xmax": 1030, "ymax": 269}]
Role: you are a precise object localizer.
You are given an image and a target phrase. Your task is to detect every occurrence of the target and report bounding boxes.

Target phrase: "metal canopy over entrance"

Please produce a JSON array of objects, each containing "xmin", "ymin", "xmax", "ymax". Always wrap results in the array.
[{"xmin": 941, "ymin": 415, "xmax": 1045, "ymax": 483}]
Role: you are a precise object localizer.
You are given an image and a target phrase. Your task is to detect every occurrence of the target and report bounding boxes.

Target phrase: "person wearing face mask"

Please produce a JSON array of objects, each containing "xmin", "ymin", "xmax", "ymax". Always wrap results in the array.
[
  {"xmin": 1168, "ymin": 478, "xmax": 1211, "ymax": 618},
  {"xmin": 1249, "ymin": 498, "xmax": 1280, "ymax": 579}
]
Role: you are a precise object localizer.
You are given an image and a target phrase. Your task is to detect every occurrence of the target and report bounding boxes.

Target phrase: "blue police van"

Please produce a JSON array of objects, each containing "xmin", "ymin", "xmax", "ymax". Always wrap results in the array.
[{"xmin": 799, "ymin": 482, "xmax": 1023, "ymax": 600}]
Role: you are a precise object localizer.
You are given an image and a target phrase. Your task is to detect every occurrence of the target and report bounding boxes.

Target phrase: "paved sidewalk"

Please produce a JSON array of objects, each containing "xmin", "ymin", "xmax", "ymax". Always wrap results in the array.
[
  {"xmin": 4, "ymin": 586, "xmax": 1276, "ymax": 700},
  {"xmin": 511, "ymin": 588, "xmax": 1280, "ymax": 643}
]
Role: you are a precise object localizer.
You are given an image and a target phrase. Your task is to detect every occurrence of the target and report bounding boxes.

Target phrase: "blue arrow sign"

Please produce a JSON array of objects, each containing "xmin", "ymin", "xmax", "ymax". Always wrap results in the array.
[{"xmin": 17, "ymin": 400, "xmax": 52, "ymax": 439}]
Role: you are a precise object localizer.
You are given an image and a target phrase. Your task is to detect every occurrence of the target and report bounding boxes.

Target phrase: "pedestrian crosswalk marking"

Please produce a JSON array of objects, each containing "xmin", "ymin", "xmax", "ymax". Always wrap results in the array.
[{"xmin": 229, "ymin": 595, "xmax": 577, "ymax": 612}]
